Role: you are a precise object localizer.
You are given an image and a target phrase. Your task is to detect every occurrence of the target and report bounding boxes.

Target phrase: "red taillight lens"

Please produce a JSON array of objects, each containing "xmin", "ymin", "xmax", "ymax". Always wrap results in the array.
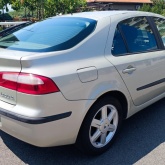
[
  {"xmin": 0, "ymin": 72, "xmax": 59, "ymax": 95},
  {"xmin": 0, "ymin": 72, "xmax": 18, "ymax": 90}
]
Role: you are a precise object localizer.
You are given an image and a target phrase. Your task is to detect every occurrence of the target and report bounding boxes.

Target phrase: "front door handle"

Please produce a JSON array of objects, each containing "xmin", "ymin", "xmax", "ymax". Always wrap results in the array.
[{"xmin": 122, "ymin": 66, "xmax": 136, "ymax": 74}]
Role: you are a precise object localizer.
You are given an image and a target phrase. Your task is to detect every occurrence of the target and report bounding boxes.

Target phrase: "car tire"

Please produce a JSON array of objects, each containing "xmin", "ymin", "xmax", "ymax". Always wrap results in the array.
[{"xmin": 76, "ymin": 96, "xmax": 123, "ymax": 155}]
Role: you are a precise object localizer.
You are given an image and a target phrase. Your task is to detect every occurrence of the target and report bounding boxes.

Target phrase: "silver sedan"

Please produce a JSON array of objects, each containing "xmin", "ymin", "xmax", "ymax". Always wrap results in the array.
[{"xmin": 0, "ymin": 11, "xmax": 165, "ymax": 155}]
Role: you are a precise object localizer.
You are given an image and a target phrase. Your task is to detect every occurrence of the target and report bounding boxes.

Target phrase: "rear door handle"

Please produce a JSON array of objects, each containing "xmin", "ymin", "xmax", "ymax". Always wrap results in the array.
[{"xmin": 122, "ymin": 66, "xmax": 136, "ymax": 74}]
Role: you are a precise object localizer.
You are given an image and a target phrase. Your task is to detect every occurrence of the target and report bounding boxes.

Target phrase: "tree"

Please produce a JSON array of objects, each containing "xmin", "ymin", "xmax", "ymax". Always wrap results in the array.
[
  {"xmin": 151, "ymin": 0, "xmax": 165, "ymax": 14},
  {"xmin": 44, "ymin": 0, "xmax": 57, "ymax": 18},
  {"xmin": 140, "ymin": 0, "xmax": 165, "ymax": 15},
  {"xmin": 19, "ymin": 0, "xmax": 47, "ymax": 20},
  {"xmin": 139, "ymin": 4, "xmax": 151, "ymax": 12},
  {"xmin": 26, "ymin": 0, "xmax": 37, "ymax": 17},
  {"xmin": 9, "ymin": 0, "xmax": 87, "ymax": 20},
  {"xmin": 44, "ymin": 0, "xmax": 86, "ymax": 18},
  {"xmin": 0, "ymin": 0, "xmax": 12, "ymax": 20},
  {"xmin": 0, "ymin": 0, "xmax": 11, "ymax": 12},
  {"xmin": 11, "ymin": 0, "xmax": 21, "ymax": 11}
]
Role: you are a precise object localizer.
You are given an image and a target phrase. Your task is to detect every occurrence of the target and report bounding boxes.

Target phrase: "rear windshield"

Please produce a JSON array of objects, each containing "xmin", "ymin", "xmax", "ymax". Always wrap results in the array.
[{"xmin": 0, "ymin": 17, "xmax": 97, "ymax": 52}]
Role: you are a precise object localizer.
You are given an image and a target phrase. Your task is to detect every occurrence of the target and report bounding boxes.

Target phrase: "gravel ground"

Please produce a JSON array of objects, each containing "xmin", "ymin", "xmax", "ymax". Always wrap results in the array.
[{"xmin": 1, "ymin": 98, "xmax": 165, "ymax": 165}]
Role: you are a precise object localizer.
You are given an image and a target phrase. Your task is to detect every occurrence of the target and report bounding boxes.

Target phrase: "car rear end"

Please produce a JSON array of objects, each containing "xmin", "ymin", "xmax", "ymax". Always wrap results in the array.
[
  {"xmin": 0, "ymin": 15, "xmax": 101, "ymax": 147},
  {"xmin": 0, "ymin": 85, "xmax": 89, "ymax": 147},
  {"xmin": 0, "ymin": 51, "xmax": 93, "ymax": 146}
]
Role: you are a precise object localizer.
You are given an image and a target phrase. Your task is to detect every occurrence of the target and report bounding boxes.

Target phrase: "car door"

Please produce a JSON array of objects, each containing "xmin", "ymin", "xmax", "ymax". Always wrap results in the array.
[{"xmin": 106, "ymin": 16, "xmax": 165, "ymax": 106}]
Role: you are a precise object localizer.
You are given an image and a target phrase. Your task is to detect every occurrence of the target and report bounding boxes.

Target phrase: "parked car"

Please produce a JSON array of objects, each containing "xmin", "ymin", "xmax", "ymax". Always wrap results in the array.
[
  {"xmin": 0, "ymin": 21, "xmax": 32, "ymax": 38},
  {"xmin": 0, "ymin": 11, "xmax": 165, "ymax": 155}
]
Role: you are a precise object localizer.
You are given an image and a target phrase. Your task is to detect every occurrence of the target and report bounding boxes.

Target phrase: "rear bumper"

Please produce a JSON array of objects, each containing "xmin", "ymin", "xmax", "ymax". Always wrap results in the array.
[
  {"xmin": 0, "ymin": 113, "xmax": 74, "ymax": 147},
  {"xmin": 0, "ymin": 92, "xmax": 95, "ymax": 147}
]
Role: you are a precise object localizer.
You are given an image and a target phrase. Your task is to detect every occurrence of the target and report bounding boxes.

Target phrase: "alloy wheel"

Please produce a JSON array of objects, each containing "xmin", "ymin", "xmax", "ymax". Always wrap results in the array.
[{"xmin": 89, "ymin": 104, "xmax": 119, "ymax": 148}]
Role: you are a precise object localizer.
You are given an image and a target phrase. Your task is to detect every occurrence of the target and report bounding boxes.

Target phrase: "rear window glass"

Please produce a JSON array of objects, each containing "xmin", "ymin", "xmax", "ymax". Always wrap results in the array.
[{"xmin": 0, "ymin": 17, "xmax": 97, "ymax": 52}]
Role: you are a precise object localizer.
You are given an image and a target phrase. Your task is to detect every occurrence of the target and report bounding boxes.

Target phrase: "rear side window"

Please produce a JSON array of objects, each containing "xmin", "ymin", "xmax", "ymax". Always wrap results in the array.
[
  {"xmin": 0, "ymin": 17, "xmax": 97, "ymax": 52},
  {"xmin": 153, "ymin": 17, "xmax": 165, "ymax": 47},
  {"xmin": 119, "ymin": 17, "xmax": 157, "ymax": 53},
  {"xmin": 112, "ymin": 27, "xmax": 127, "ymax": 56}
]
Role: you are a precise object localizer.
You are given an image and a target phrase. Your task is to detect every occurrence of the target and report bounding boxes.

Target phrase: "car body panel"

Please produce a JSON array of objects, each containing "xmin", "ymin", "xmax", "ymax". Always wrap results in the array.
[{"xmin": 20, "ymin": 52, "xmax": 131, "ymax": 101}]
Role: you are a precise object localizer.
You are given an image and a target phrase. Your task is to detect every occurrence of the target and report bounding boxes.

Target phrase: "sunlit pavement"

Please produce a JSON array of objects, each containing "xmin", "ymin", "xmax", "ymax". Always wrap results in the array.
[{"xmin": 135, "ymin": 143, "xmax": 165, "ymax": 165}]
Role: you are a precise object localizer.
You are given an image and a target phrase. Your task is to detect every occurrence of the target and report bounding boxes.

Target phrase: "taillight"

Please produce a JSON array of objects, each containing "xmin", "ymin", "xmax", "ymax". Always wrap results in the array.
[
  {"xmin": 0, "ymin": 72, "xmax": 18, "ymax": 90},
  {"xmin": 0, "ymin": 72, "xmax": 59, "ymax": 95}
]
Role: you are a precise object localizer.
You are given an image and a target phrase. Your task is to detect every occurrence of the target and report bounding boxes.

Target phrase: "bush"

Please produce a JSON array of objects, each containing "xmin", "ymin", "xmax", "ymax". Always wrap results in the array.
[
  {"xmin": 0, "ymin": 13, "xmax": 13, "ymax": 21},
  {"xmin": 140, "ymin": 0, "xmax": 165, "ymax": 15}
]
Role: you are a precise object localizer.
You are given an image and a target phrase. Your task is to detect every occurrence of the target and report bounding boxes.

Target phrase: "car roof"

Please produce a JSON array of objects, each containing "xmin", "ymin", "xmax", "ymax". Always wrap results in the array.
[
  {"xmin": 56, "ymin": 11, "xmax": 163, "ymax": 20},
  {"xmin": 64, "ymin": 11, "xmax": 127, "ymax": 19}
]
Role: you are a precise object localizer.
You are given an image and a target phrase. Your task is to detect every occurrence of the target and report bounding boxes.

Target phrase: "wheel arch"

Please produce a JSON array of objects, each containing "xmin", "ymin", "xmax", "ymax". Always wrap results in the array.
[
  {"xmin": 76, "ymin": 90, "xmax": 128, "ymax": 142},
  {"xmin": 95, "ymin": 91, "xmax": 128, "ymax": 119}
]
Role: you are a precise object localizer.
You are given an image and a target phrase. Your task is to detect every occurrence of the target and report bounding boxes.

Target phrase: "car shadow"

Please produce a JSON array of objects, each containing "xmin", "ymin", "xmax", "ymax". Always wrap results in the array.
[{"xmin": 1, "ymin": 98, "xmax": 165, "ymax": 165}]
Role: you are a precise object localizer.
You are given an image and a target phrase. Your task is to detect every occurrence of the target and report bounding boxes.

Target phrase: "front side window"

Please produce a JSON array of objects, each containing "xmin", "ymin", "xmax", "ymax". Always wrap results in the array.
[
  {"xmin": 153, "ymin": 17, "xmax": 165, "ymax": 47},
  {"xmin": 0, "ymin": 17, "xmax": 97, "ymax": 52},
  {"xmin": 119, "ymin": 17, "xmax": 157, "ymax": 53}
]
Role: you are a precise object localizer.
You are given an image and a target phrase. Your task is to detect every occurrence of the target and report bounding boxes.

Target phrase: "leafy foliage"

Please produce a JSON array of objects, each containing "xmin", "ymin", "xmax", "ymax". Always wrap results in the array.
[
  {"xmin": 44, "ymin": 0, "xmax": 86, "ymax": 17},
  {"xmin": 0, "ymin": 12, "xmax": 12, "ymax": 20},
  {"xmin": 0, "ymin": 0, "xmax": 87, "ymax": 20},
  {"xmin": 0, "ymin": 0, "xmax": 12, "ymax": 12},
  {"xmin": 140, "ymin": 0, "xmax": 165, "ymax": 15}
]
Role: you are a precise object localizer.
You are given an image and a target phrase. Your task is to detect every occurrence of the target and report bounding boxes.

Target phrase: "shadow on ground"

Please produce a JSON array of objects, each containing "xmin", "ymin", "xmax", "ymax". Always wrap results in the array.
[{"xmin": 1, "ymin": 98, "xmax": 165, "ymax": 165}]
